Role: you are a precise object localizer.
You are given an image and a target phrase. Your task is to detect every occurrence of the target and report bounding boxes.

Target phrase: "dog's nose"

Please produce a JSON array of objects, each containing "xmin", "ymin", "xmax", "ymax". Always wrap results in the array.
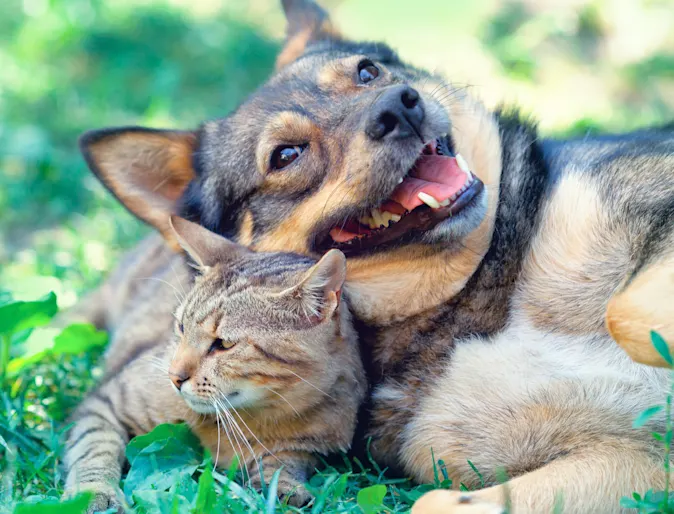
[
  {"xmin": 169, "ymin": 371, "xmax": 190, "ymax": 391},
  {"xmin": 365, "ymin": 85, "xmax": 424, "ymax": 141}
]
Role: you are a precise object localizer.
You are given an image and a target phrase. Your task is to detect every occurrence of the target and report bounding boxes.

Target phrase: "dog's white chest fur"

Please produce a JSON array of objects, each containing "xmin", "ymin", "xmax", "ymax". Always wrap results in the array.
[{"xmin": 400, "ymin": 311, "xmax": 670, "ymax": 483}]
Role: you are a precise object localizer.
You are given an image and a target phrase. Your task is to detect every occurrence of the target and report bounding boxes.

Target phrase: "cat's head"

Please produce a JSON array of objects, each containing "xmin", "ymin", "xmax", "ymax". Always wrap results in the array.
[{"xmin": 167, "ymin": 216, "xmax": 352, "ymax": 416}]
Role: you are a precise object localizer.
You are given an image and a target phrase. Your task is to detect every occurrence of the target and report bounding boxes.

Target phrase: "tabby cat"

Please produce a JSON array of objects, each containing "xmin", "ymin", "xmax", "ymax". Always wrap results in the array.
[{"xmin": 63, "ymin": 217, "xmax": 366, "ymax": 512}]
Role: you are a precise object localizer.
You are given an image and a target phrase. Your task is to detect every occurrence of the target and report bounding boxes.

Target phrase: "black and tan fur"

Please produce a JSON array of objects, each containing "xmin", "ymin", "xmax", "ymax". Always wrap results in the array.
[
  {"xmin": 63, "ymin": 218, "xmax": 365, "ymax": 511},
  {"xmin": 66, "ymin": 0, "xmax": 674, "ymax": 512}
]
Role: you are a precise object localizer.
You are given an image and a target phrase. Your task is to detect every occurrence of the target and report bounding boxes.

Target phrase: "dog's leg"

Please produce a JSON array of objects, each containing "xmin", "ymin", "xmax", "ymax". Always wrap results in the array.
[
  {"xmin": 607, "ymin": 253, "xmax": 674, "ymax": 367},
  {"xmin": 412, "ymin": 443, "xmax": 665, "ymax": 514}
]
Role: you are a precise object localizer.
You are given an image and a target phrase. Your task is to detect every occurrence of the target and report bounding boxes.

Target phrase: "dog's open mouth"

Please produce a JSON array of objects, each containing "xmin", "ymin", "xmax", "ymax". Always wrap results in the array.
[{"xmin": 316, "ymin": 138, "xmax": 484, "ymax": 255}]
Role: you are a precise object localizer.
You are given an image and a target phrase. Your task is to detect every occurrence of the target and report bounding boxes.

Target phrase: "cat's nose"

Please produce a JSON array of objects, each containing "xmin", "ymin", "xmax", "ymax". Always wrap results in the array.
[{"xmin": 169, "ymin": 371, "xmax": 190, "ymax": 391}]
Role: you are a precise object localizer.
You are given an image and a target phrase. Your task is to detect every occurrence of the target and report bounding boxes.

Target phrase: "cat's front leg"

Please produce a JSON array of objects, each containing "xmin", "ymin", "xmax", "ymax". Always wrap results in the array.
[
  {"xmin": 63, "ymin": 349, "xmax": 180, "ymax": 513},
  {"xmin": 63, "ymin": 380, "xmax": 131, "ymax": 513},
  {"xmin": 248, "ymin": 450, "xmax": 316, "ymax": 507}
]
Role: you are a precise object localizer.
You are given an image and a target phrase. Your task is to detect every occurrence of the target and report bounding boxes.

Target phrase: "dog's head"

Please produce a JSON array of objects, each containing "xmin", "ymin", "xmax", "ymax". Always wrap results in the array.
[{"xmin": 81, "ymin": 0, "xmax": 503, "ymax": 323}]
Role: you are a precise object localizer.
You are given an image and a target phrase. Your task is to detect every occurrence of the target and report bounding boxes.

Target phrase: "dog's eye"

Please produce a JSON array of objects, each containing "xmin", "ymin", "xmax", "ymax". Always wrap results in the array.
[
  {"xmin": 209, "ymin": 338, "xmax": 235, "ymax": 354},
  {"xmin": 358, "ymin": 60, "xmax": 379, "ymax": 84},
  {"xmin": 178, "ymin": 322, "xmax": 184, "ymax": 333},
  {"xmin": 270, "ymin": 144, "xmax": 307, "ymax": 171}
]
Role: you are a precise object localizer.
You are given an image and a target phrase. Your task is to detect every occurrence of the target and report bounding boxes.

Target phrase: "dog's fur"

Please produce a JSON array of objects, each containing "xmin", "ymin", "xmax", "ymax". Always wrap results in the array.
[{"xmin": 67, "ymin": 0, "xmax": 674, "ymax": 512}]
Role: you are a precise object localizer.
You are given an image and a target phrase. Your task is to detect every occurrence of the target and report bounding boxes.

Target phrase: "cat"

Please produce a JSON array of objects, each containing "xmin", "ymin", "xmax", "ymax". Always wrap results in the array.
[{"xmin": 63, "ymin": 216, "xmax": 366, "ymax": 512}]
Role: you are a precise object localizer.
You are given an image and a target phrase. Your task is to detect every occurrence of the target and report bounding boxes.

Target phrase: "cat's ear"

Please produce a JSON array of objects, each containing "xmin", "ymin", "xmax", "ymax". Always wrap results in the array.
[
  {"xmin": 292, "ymin": 249, "xmax": 346, "ymax": 321},
  {"xmin": 80, "ymin": 127, "xmax": 197, "ymax": 251},
  {"xmin": 276, "ymin": 0, "xmax": 341, "ymax": 69},
  {"xmin": 169, "ymin": 216, "xmax": 250, "ymax": 269}
]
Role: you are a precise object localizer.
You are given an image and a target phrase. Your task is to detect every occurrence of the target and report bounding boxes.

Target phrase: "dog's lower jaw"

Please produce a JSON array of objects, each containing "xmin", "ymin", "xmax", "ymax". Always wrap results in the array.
[
  {"xmin": 343, "ymin": 170, "xmax": 497, "ymax": 325},
  {"xmin": 344, "ymin": 241, "xmax": 491, "ymax": 325},
  {"xmin": 341, "ymin": 93, "xmax": 503, "ymax": 324},
  {"xmin": 421, "ymin": 188, "xmax": 489, "ymax": 246}
]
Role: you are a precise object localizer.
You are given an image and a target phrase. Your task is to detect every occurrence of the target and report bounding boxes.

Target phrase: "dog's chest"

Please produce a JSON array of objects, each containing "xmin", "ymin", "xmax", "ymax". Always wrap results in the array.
[{"xmin": 391, "ymin": 314, "xmax": 670, "ymax": 482}]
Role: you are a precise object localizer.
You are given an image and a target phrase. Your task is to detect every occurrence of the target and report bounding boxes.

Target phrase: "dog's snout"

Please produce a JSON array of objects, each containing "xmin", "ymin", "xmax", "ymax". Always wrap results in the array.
[
  {"xmin": 365, "ymin": 85, "xmax": 424, "ymax": 141},
  {"xmin": 401, "ymin": 88, "xmax": 419, "ymax": 109}
]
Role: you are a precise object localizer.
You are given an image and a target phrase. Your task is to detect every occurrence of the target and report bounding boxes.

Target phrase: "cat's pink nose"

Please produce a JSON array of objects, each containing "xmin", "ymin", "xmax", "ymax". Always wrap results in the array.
[{"xmin": 169, "ymin": 372, "xmax": 190, "ymax": 391}]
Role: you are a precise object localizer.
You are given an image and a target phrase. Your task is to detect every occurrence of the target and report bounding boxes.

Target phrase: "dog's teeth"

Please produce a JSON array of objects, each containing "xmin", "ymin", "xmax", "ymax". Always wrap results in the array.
[
  {"xmin": 371, "ymin": 208, "xmax": 384, "ymax": 228},
  {"xmin": 359, "ymin": 214, "xmax": 381, "ymax": 229},
  {"xmin": 398, "ymin": 177, "xmax": 404, "ymax": 184},
  {"xmin": 456, "ymin": 153, "xmax": 472, "ymax": 176},
  {"xmin": 380, "ymin": 211, "xmax": 393, "ymax": 227},
  {"xmin": 418, "ymin": 192, "xmax": 441, "ymax": 209},
  {"xmin": 439, "ymin": 198, "xmax": 451, "ymax": 207},
  {"xmin": 359, "ymin": 215, "xmax": 372, "ymax": 227},
  {"xmin": 389, "ymin": 213, "xmax": 402, "ymax": 223}
]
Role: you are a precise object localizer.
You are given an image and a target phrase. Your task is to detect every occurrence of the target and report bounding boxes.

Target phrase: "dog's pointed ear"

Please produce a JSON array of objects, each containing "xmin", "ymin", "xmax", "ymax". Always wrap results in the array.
[
  {"xmin": 80, "ymin": 127, "xmax": 198, "ymax": 250},
  {"xmin": 169, "ymin": 216, "xmax": 250, "ymax": 269},
  {"xmin": 276, "ymin": 0, "xmax": 341, "ymax": 69},
  {"xmin": 284, "ymin": 249, "xmax": 346, "ymax": 322}
]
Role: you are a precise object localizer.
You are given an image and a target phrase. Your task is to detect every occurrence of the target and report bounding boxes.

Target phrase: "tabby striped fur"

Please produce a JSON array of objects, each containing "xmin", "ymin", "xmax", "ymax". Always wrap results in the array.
[{"xmin": 63, "ymin": 219, "xmax": 365, "ymax": 512}]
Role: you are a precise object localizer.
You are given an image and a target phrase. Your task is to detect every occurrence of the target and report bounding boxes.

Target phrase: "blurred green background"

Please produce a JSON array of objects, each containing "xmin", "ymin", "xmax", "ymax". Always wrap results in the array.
[{"xmin": 1, "ymin": 0, "xmax": 673, "ymax": 307}]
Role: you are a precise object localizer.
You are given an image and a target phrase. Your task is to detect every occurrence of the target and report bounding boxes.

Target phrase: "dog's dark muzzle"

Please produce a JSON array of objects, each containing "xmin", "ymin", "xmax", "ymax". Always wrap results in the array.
[{"xmin": 365, "ymin": 85, "xmax": 425, "ymax": 141}]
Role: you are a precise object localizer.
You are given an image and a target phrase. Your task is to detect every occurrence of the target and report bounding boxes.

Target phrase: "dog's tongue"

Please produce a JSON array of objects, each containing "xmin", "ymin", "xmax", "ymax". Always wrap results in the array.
[
  {"xmin": 328, "ymin": 155, "xmax": 469, "ymax": 243},
  {"xmin": 390, "ymin": 155, "xmax": 468, "ymax": 211}
]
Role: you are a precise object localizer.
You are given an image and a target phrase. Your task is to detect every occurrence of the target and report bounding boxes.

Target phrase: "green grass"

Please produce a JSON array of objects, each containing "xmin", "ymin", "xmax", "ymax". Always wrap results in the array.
[
  {"xmin": 3, "ymin": 294, "xmax": 674, "ymax": 513},
  {"xmin": 0, "ymin": 292, "xmax": 445, "ymax": 513},
  {"xmin": 2, "ymin": 0, "xmax": 674, "ymax": 512}
]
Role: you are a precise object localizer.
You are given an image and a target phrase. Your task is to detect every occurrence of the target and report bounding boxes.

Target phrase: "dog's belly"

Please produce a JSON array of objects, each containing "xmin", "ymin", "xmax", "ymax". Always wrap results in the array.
[{"xmin": 397, "ymin": 313, "xmax": 670, "ymax": 485}]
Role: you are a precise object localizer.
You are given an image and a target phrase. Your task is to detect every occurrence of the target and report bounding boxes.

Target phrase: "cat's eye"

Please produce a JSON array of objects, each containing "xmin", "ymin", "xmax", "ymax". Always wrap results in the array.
[
  {"xmin": 270, "ymin": 144, "xmax": 307, "ymax": 171},
  {"xmin": 358, "ymin": 60, "xmax": 379, "ymax": 84},
  {"xmin": 209, "ymin": 338, "xmax": 236, "ymax": 354},
  {"xmin": 177, "ymin": 322, "xmax": 184, "ymax": 334}
]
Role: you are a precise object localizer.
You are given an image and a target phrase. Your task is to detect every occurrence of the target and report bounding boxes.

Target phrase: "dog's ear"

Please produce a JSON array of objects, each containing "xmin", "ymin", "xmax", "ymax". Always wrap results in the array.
[
  {"xmin": 80, "ymin": 127, "xmax": 197, "ymax": 250},
  {"xmin": 169, "ymin": 216, "xmax": 251, "ymax": 269},
  {"xmin": 277, "ymin": 0, "xmax": 341, "ymax": 69}
]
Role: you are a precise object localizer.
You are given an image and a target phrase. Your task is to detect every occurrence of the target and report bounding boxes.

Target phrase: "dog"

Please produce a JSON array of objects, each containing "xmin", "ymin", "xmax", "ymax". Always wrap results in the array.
[{"xmin": 72, "ymin": 0, "xmax": 674, "ymax": 512}]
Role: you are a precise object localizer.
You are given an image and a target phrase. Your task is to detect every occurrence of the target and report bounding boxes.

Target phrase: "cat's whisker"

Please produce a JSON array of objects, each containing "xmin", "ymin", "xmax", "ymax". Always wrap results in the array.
[
  {"xmin": 134, "ymin": 277, "xmax": 184, "ymax": 303},
  {"xmin": 265, "ymin": 387, "xmax": 301, "ymax": 418},
  {"xmin": 216, "ymin": 395, "xmax": 255, "ymax": 453},
  {"xmin": 169, "ymin": 260, "xmax": 187, "ymax": 300},
  {"xmin": 280, "ymin": 368, "xmax": 335, "ymax": 400},
  {"xmin": 212, "ymin": 400, "xmax": 222, "ymax": 470},
  {"xmin": 219, "ymin": 393, "xmax": 284, "ymax": 466},
  {"xmin": 213, "ymin": 401, "xmax": 244, "ymax": 479},
  {"xmin": 149, "ymin": 362, "xmax": 168, "ymax": 375},
  {"xmin": 227, "ymin": 422, "xmax": 251, "ymax": 484},
  {"xmin": 218, "ymin": 399, "xmax": 256, "ymax": 467},
  {"xmin": 143, "ymin": 355, "xmax": 169, "ymax": 375},
  {"xmin": 220, "ymin": 412, "xmax": 246, "ymax": 480},
  {"xmin": 214, "ymin": 397, "xmax": 250, "ymax": 476}
]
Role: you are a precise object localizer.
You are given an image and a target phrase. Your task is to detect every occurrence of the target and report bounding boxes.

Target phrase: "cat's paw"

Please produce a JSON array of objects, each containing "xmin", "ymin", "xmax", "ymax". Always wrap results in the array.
[
  {"xmin": 65, "ymin": 482, "xmax": 124, "ymax": 514},
  {"xmin": 250, "ymin": 474, "xmax": 312, "ymax": 507},
  {"xmin": 412, "ymin": 490, "xmax": 506, "ymax": 514},
  {"xmin": 278, "ymin": 481, "xmax": 312, "ymax": 507}
]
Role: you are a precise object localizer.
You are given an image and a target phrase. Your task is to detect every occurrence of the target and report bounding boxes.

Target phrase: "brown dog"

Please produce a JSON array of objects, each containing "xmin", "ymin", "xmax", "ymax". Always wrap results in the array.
[{"xmin": 70, "ymin": 0, "xmax": 674, "ymax": 512}]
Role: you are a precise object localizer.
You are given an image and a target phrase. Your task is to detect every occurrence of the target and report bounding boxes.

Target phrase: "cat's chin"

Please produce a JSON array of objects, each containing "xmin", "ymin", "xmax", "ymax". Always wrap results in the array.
[{"xmin": 184, "ymin": 397, "xmax": 218, "ymax": 415}]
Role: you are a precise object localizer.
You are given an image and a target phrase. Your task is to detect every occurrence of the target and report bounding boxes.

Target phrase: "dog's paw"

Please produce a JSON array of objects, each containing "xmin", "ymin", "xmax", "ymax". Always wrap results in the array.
[
  {"xmin": 65, "ymin": 482, "xmax": 124, "ymax": 514},
  {"xmin": 412, "ymin": 490, "xmax": 506, "ymax": 514}
]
